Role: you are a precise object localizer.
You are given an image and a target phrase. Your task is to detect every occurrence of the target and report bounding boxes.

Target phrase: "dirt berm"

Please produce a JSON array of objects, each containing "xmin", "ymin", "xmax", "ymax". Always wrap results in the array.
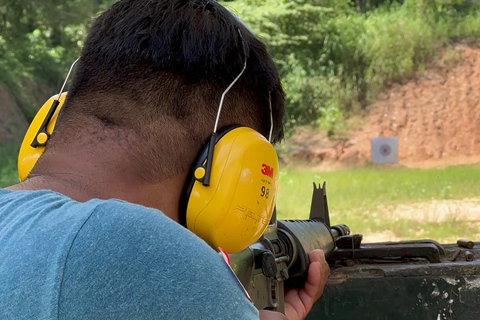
[{"xmin": 288, "ymin": 43, "xmax": 480, "ymax": 168}]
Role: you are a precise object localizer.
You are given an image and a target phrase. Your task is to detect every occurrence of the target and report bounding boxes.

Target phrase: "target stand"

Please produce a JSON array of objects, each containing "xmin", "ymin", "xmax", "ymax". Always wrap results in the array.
[{"xmin": 371, "ymin": 137, "xmax": 398, "ymax": 164}]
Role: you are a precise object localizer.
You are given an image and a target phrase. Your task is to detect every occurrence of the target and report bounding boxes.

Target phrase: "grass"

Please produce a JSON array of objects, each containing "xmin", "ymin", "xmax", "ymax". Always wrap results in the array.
[{"xmin": 276, "ymin": 164, "xmax": 480, "ymax": 243}]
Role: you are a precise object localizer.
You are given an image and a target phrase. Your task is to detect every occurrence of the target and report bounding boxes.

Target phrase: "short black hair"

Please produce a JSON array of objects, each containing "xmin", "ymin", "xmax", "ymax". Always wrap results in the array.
[{"xmin": 54, "ymin": 0, "xmax": 285, "ymax": 180}]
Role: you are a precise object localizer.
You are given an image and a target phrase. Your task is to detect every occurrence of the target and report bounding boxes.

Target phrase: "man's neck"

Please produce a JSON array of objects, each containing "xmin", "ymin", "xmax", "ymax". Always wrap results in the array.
[{"xmin": 7, "ymin": 150, "xmax": 185, "ymax": 223}]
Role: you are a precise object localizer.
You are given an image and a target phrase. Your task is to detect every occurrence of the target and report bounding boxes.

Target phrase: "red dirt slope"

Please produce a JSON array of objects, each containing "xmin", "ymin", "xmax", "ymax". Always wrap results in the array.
[{"xmin": 289, "ymin": 43, "xmax": 480, "ymax": 168}]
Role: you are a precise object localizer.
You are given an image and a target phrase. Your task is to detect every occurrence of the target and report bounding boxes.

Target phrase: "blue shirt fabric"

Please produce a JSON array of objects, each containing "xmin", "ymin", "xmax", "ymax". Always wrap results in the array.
[{"xmin": 0, "ymin": 189, "xmax": 258, "ymax": 319}]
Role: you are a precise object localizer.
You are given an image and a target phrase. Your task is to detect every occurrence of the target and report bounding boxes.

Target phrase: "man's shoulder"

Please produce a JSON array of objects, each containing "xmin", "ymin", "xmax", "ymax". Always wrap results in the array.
[
  {"xmin": 0, "ymin": 188, "xmax": 101, "ymax": 222},
  {"xmin": 70, "ymin": 197, "xmax": 221, "ymax": 276},
  {"xmin": 60, "ymin": 197, "xmax": 259, "ymax": 319},
  {"xmin": 0, "ymin": 188, "xmax": 175, "ymax": 233},
  {"xmin": 0, "ymin": 189, "xmax": 258, "ymax": 319},
  {"xmin": 82, "ymin": 197, "xmax": 199, "ymax": 247},
  {"xmin": 0, "ymin": 188, "xmax": 202, "ymax": 252}
]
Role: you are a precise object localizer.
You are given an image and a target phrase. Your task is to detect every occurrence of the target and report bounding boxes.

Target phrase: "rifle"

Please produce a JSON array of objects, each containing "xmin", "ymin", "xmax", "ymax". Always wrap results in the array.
[
  {"xmin": 229, "ymin": 181, "xmax": 446, "ymax": 313},
  {"xmin": 228, "ymin": 182, "xmax": 350, "ymax": 312}
]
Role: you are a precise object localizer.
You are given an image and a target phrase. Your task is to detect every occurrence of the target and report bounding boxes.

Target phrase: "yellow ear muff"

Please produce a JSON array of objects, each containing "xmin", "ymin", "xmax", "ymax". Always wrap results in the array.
[
  {"xmin": 17, "ymin": 93, "xmax": 67, "ymax": 182},
  {"xmin": 180, "ymin": 127, "xmax": 279, "ymax": 254}
]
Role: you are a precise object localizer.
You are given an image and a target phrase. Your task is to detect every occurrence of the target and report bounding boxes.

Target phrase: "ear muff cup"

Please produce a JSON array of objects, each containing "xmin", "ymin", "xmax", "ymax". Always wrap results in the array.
[
  {"xmin": 180, "ymin": 126, "xmax": 279, "ymax": 254},
  {"xmin": 18, "ymin": 93, "xmax": 67, "ymax": 182}
]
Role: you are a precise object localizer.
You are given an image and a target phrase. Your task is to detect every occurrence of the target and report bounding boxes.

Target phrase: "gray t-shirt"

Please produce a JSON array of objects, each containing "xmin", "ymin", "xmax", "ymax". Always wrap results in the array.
[{"xmin": 0, "ymin": 189, "xmax": 258, "ymax": 319}]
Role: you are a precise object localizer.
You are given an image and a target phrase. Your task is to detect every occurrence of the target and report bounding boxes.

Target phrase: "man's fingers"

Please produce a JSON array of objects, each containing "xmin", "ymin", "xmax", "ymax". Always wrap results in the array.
[
  {"xmin": 308, "ymin": 249, "xmax": 325, "ymax": 264},
  {"xmin": 298, "ymin": 261, "xmax": 322, "ymax": 306},
  {"xmin": 305, "ymin": 250, "xmax": 330, "ymax": 301},
  {"xmin": 309, "ymin": 249, "xmax": 330, "ymax": 276},
  {"xmin": 284, "ymin": 249, "xmax": 331, "ymax": 320}
]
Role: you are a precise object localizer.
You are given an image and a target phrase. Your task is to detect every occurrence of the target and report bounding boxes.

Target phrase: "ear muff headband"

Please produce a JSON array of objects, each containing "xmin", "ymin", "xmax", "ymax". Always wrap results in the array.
[
  {"xmin": 180, "ymin": 126, "xmax": 279, "ymax": 254},
  {"xmin": 18, "ymin": 93, "xmax": 67, "ymax": 181}
]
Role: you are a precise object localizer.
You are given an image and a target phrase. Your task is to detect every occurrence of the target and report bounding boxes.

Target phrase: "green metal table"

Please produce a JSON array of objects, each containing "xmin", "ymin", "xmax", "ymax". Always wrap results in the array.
[{"xmin": 307, "ymin": 243, "xmax": 480, "ymax": 320}]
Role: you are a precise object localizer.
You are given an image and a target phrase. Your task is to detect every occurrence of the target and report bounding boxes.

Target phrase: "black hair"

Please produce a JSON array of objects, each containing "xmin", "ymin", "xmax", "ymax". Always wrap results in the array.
[{"xmin": 54, "ymin": 0, "xmax": 285, "ymax": 180}]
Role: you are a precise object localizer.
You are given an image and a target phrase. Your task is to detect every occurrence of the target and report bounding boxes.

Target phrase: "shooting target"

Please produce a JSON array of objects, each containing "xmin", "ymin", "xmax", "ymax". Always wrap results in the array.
[
  {"xmin": 371, "ymin": 137, "xmax": 398, "ymax": 164},
  {"xmin": 380, "ymin": 144, "xmax": 391, "ymax": 156}
]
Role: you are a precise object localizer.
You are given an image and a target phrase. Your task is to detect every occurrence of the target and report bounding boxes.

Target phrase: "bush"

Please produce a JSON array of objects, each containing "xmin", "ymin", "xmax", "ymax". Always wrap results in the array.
[
  {"xmin": 0, "ymin": 143, "xmax": 19, "ymax": 187},
  {"xmin": 0, "ymin": 0, "xmax": 112, "ymax": 122},
  {"xmin": 3, "ymin": 0, "xmax": 480, "ymax": 135},
  {"xmin": 222, "ymin": 0, "xmax": 480, "ymax": 135}
]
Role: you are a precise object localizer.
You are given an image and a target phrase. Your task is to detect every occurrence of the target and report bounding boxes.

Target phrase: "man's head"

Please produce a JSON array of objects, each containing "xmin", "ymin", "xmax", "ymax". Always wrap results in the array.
[{"xmin": 43, "ymin": 0, "xmax": 284, "ymax": 184}]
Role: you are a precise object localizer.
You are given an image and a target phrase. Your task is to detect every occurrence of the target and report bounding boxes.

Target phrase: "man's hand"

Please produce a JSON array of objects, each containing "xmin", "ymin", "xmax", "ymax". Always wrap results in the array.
[
  {"xmin": 284, "ymin": 249, "xmax": 330, "ymax": 320},
  {"xmin": 258, "ymin": 249, "xmax": 330, "ymax": 320}
]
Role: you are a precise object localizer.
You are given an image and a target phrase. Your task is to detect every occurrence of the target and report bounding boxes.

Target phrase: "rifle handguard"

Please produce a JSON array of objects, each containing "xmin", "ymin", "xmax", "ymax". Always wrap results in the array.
[{"xmin": 277, "ymin": 220, "xmax": 337, "ymax": 285}]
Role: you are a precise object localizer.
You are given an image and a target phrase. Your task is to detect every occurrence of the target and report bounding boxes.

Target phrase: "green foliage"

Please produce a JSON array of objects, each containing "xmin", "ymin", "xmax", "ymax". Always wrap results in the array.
[
  {"xmin": 0, "ymin": 143, "xmax": 19, "ymax": 187},
  {"xmin": 2, "ymin": 0, "xmax": 480, "ymax": 133},
  {"xmin": 222, "ymin": 0, "xmax": 480, "ymax": 135},
  {"xmin": 360, "ymin": 5, "xmax": 438, "ymax": 94},
  {"xmin": 0, "ymin": 0, "xmax": 114, "ymax": 121}
]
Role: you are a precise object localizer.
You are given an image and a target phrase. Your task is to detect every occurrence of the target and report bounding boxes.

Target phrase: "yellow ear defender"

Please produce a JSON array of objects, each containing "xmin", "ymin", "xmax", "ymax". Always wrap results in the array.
[
  {"xmin": 18, "ymin": 93, "xmax": 67, "ymax": 182},
  {"xmin": 18, "ymin": 58, "xmax": 79, "ymax": 182},
  {"xmin": 179, "ymin": 29, "xmax": 279, "ymax": 253},
  {"xmin": 180, "ymin": 126, "xmax": 279, "ymax": 254}
]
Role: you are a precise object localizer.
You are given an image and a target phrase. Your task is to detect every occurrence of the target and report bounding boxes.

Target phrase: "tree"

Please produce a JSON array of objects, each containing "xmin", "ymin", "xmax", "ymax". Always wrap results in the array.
[{"xmin": 0, "ymin": 0, "xmax": 115, "ymax": 120}]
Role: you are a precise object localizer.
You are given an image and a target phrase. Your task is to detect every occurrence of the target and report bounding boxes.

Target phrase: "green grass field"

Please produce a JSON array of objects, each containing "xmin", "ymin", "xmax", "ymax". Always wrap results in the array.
[{"xmin": 276, "ymin": 164, "xmax": 480, "ymax": 243}]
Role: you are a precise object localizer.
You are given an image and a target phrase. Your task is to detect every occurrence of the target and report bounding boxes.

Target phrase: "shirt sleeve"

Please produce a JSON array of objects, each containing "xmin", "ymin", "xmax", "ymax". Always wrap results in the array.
[{"xmin": 58, "ymin": 200, "xmax": 259, "ymax": 320}]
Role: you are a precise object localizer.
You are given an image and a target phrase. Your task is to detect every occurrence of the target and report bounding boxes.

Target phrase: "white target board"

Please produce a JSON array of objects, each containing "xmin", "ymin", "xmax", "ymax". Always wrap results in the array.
[{"xmin": 371, "ymin": 137, "xmax": 398, "ymax": 164}]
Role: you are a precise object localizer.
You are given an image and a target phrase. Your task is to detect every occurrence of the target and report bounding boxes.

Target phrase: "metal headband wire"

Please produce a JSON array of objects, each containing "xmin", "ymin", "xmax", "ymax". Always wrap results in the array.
[
  {"xmin": 58, "ymin": 57, "xmax": 80, "ymax": 97},
  {"xmin": 268, "ymin": 91, "xmax": 273, "ymax": 143},
  {"xmin": 202, "ymin": 29, "xmax": 248, "ymax": 186},
  {"xmin": 213, "ymin": 29, "xmax": 247, "ymax": 133}
]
